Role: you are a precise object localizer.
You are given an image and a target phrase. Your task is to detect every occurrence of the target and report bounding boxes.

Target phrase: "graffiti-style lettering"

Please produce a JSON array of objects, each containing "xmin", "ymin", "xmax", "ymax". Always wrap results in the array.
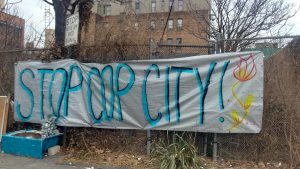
[
  {"xmin": 48, "ymin": 68, "xmax": 68, "ymax": 118},
  {"xmin": 14, "ymin": 52, "xmax": 263, "ymax": 133},
  {"xmin": 115, "ymin": 63, "xmax": 135, "ymax": 121},
  {"xmin": 38, "ymin": 69, "xmax": 53, "ymax": 120},
  {"xmin": 164, "ymin": 67, "xmax": 170, "ymax": 123},
  {"xmin": 16, "ymin": 68, "xmax": 35, "ymax": 121},
  {"xmin": 219, "ymin": 61, "xmax": 230, "ymax": 110},
  {"xmin": 142, "ymin": 64, "xmax": 162, "ymax": 127},
  {"xmin": 194, "ymin": 62, "xmax": 217, "ymax": 125},
  {"xmin": 171, "ymin": 66, "xmax": 193, "ymax": 123},
  {"xmin": 87, "ymin": 67, "xmax": 105, "ymax": 123},
  {"xmin": 63, "ymin": 65, "xmax": 83, "ymax": 117},
  {"xmin": 101, "ymin": 65, "xmax": 114, "ymax": 121}
]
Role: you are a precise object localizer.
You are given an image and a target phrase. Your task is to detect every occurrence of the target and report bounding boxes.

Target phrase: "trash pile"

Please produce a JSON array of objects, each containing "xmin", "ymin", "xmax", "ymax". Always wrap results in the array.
[{"xmin": 41, "ymin": 116, "xmax": 59, "ymax": 138}]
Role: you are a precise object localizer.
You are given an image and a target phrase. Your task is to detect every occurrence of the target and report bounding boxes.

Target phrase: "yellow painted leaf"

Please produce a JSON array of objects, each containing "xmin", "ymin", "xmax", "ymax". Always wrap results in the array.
[
  {"xmin": 244, "ymin": 94, "xmax": 254, "ymax": 110},
  {"xmin": 231, "ymin": 109, "xmax": 241, "ymax": 124}
]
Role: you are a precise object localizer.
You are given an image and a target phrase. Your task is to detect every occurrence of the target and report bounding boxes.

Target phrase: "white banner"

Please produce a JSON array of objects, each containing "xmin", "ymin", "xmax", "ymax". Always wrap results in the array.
[{"xmin": 14, "ymin": 51, "xmax": 263, "ymax": 133}]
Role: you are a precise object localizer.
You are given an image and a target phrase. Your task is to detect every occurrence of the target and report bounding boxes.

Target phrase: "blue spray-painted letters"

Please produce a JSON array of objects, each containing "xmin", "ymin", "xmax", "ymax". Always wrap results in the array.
[
  {"xmin": 48, "ymin": 68, "xmax": 68, "ymax": 118},
  {"xmin": 63, "ymin": 65, "xmax": 83, "ymax": 117},
  {"xmin": 115, "ymin": 63, "xmax": 135, "ymax": 121},
  {"xmin": 170, "ymin": 66, "xmax": 194, "ymax": 123},
  {"xmin": 16, "ymin": 68, "xmax": 35, "ymax": 121},
  {"xmin": 194, "ymin": 62, "xmax": 217, "ymax": 125},
  {"xmin": 142, "ymin": 64, "xmax": 162, "ymax": 127}
]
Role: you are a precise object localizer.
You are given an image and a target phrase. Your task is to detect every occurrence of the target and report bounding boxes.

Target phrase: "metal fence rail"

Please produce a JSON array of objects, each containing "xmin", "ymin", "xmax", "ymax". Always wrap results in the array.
[
  {"xmin": 153, "ymin": 45, "xmax": 212, "ymax": 59},
  {"xmin": 1, "ymin": 37, "xmax": 300, "ymax": 167}
]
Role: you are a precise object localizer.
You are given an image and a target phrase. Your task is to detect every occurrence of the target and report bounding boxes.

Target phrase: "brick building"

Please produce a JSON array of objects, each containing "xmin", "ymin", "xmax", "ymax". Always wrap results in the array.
[
  {"xmin": 0, "ymin": 11, "xmax": 25, "ymax": 49},
  {"xmin": 44, "ymin": 29, "xmax": 55, "ymax": 48},
  {"xmin": 81, "ymin": 0, "xmax": 209, "ymax": 47},
  {"xmin": 0, "ymin": 0, "xmax": 4, "ymax": 9}
]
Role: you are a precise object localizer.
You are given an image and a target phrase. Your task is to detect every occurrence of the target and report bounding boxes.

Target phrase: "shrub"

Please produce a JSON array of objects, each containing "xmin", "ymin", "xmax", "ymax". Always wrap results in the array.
[{"xmin": 152, "ymin": 133, "xmax": 202, "ymax": 169}]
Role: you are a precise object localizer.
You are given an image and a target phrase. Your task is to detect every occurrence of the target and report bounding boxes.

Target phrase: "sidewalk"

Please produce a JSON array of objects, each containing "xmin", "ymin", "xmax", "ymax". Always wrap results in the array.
[{"xmin": 0, "ymin": 153, "xmax": 125, "ymax": 169}]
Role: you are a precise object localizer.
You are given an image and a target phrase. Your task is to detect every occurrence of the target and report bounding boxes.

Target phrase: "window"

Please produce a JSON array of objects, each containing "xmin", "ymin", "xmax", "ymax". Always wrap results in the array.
[
  {"xmin": 177, "ymin": 18, "xmax": 183, "ymax": 30},
  {"xmin": 167, "ymin": 38, "xmax": 173, "ymax": 45},
  {"xmin": 160, "ymin": 19, "xmax": 164, "ymax": 30},
  {"xmin": 104, "ymin": 5, "xmax": 112, "ymax": 16},
  {"xmin": 151, "ymin": 1, "xmax": 156, "ymax": 12},
  {"xmin": 178, "ymin": 0, "xmax": 183, "ymax": 11},
  {"xmin": 168, "ymin": 19, "xmax": 173, "ymax": 30},
  {"xmin": 150, "ymin": 20, "xmax": 156, "ymax": 30},
  {"xmin": 97, "ymin": 3, "xmax": 102, "ymax": 14},
  {"xmin": 135, "ymin": 0, "xmax": 140, "ymax": 11},
  {"xmin": 176, "ymin": 38, "xmax": 182, "ymax": 45},
  {"xmin": 122, "ymin": 0, "xmax": 130, "ymax": 4},
  {"xmin": 161, "ymin": 0, "xmax": 165, "ymax": 11},
  {"xmin": 169, "ymin": 0, "xmax": 173, "ymax": 10}
]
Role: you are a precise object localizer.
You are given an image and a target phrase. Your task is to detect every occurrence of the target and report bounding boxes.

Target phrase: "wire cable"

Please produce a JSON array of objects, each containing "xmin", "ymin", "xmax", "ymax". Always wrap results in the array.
[{"xmin": 159, "ymin": 0, "xmax": 175, "ymax": 44}]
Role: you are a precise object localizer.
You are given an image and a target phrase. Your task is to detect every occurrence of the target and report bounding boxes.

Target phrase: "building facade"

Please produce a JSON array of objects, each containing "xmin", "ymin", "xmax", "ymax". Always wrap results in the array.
[
  {"xmin": 83, "ymin": 0, "xmax": 209, "ymax": 46},
  {"xmin": 0, "ymin": 11, "xmax": 25, "ymax": 49},
  {"xmin": 92, "ymin": 0, "xmax": 209, "ymax": 15},
  {"xmin": 0, "ymin": 0, "xmax": 4, "ymax": 10},
  {"xmin": 44, "ymin": 29, "xmax": 55, "ymax": 48}
]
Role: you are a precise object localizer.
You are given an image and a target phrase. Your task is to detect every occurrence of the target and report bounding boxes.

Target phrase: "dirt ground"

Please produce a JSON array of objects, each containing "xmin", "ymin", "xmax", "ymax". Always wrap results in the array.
[
  {"xmin": 58, "ymin": 147, "xmax": 288, "ymax": 169},
  {"xmin": 59, "ymin": 151, "xmax": 156, "ymax": 169},
  {"xmin": 56, "ymin": 128, "xmax": 291, "ymax": 169},
  {"xmin": 0, "ymin": 148, "xmax": 289, "ymax": 169},
  {"xmin": 0, "ymin": 153, "xmax": 118, "ymax": 169}
]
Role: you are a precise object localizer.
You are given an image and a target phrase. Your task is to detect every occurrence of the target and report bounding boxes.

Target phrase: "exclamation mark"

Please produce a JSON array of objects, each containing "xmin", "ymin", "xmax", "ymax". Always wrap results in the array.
[{"xmin": 218, "ymin": 61, "xmax": 230, "ymax": 123}]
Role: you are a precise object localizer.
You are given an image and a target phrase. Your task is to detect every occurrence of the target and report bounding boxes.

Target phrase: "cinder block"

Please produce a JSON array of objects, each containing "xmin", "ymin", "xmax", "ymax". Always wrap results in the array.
[{"xmin": 48, "ymin": 145, "xmax": 60, "ymax": 156}]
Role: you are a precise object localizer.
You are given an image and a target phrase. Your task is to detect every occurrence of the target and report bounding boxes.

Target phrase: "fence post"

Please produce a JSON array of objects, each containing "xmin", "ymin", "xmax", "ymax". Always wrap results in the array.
[
  {"xmin": 213, "ymin": 133, "xmax": 218, "ymax": 161},
  {"xmin": 146, "ymin": 38, "xmax": 154, "ymax": 155},
  {"xmin": 203, "ymin": 134, "xmax": 208, "ymax": 156},
  {"xmin": 147, "ymin": 130, "xmax": 151, "ymax": 155},
  {"xmin": 61, "ymin": 46, "xmax": 73, "ymax": 148},
  {"xmin": 213, "ymin": 33, "xmax": 221, "ymax": 162}
]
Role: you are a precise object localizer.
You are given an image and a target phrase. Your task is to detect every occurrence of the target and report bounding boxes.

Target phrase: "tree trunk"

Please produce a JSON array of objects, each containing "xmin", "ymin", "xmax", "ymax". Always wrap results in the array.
[{"xmin": 53, "ymin": 0, "xmax": 66, "ymax": 47}]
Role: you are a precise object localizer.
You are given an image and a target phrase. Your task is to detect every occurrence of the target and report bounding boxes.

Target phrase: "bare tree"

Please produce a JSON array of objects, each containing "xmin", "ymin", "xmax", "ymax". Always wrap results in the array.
[{"xmin": 188, "ymin": 0, "xmax": 298, "ymax": 52}]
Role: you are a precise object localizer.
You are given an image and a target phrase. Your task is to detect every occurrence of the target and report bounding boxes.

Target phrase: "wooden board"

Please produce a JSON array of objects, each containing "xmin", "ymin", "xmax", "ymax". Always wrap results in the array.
[{"xmin": 0, "ymin": 96, "xmax": 10, "ymax": 142}]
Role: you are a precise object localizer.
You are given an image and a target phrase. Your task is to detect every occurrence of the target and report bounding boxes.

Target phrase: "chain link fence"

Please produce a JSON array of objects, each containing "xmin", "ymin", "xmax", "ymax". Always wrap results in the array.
[
  {"xmin": 0, "ymin": 38, "xmax": 300, "ymax": 166},
  {"xmin": 0, "ymin": 44, "xmax": 211, "ymax": 158},
  {"xmin": 0, "ymin": 49, "xmax": 50, "ymax": 96},
  {"xmin": 215, "ymin": 36, "xmax": 300, "ymax": 167},
  {"xmin": 0, "ymin": 49, "xmax": 52, "ymax": 130},
  {"xmin": 152, "ymin": 45, "xmax": 213, "ymax": 59}
]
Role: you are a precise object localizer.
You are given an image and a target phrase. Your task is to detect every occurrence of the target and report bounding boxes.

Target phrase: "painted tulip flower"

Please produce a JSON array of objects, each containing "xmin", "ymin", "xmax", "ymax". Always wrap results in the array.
[{"xmin": 233, "ymin": 54, "xmax": 257, "ymax": 82}]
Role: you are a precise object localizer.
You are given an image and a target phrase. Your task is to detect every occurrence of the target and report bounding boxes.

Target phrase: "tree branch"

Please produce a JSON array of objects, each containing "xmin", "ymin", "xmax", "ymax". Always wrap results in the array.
[{"xmin": 43, "ymin": 0, "xmax": 53, "ymax": 6}]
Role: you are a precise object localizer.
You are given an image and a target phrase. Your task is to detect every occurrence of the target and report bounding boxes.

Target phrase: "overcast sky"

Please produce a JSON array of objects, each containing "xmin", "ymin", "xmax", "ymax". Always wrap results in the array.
[{"xmin": 15, "ymin": 0, "xmax": 300, "ymax": 42}]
